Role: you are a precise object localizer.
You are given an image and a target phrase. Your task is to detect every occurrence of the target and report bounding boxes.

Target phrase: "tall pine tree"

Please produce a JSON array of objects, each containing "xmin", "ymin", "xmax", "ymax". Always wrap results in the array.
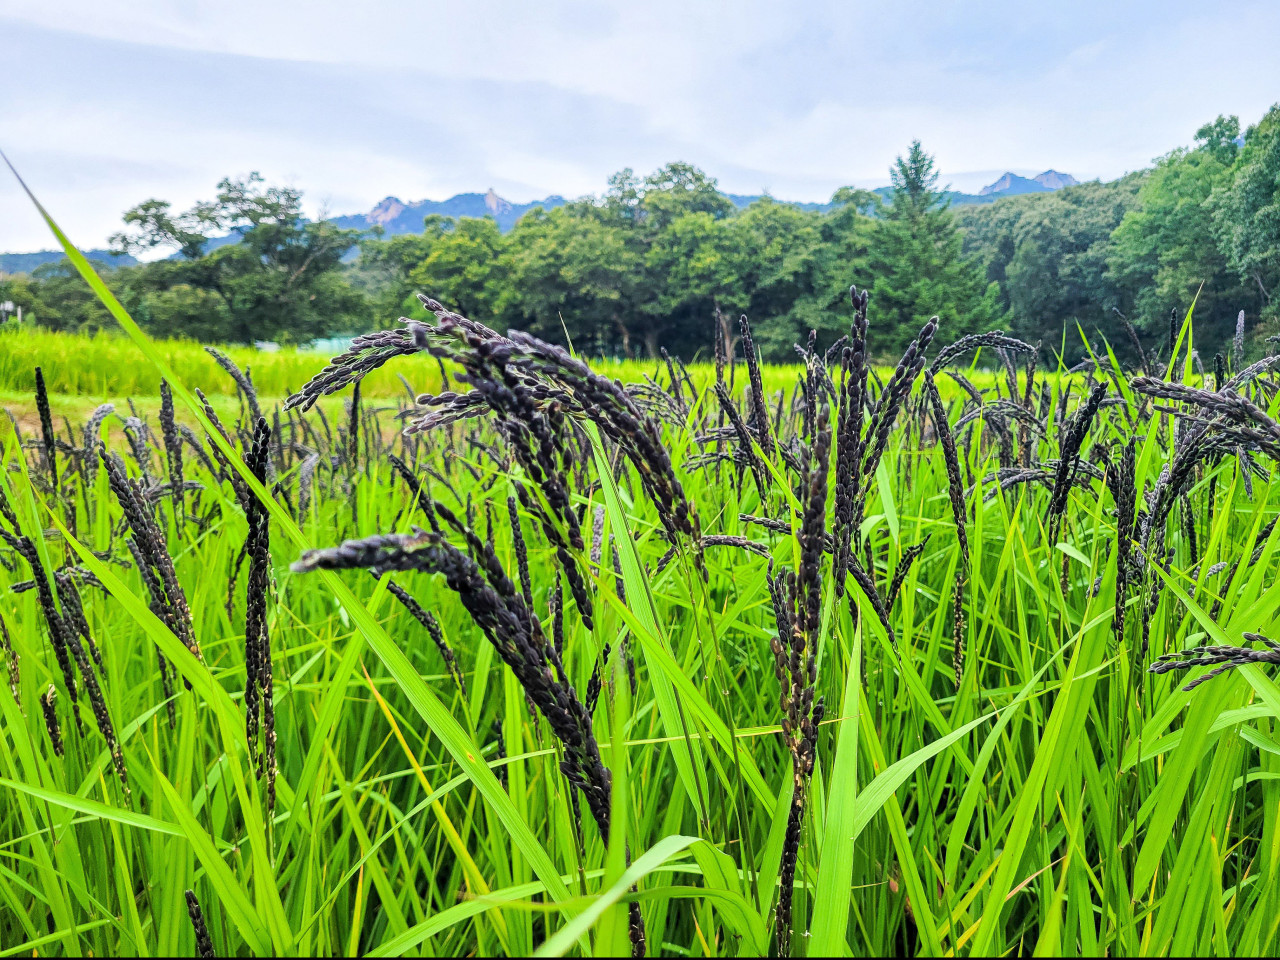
[{"xmin": 868, "ymin": 141, "xmax": 1002, "ymax": 353}]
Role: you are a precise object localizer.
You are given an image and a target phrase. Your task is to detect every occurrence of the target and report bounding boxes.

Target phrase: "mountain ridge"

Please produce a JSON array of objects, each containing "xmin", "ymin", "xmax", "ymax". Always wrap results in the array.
[
  {"xmin": 0, "ymin": 248, "xmax": 137, "ymax": 275},
  {"xmin": 331, "ymin": 188, "xmax": 570, "ymax": 235},
  {"xmin": 1, "ymin": 169, "xmax": 1078, "ymax": 271},
  {"xmin": 979, "ymin": 169, "xmax": 1079, "ymax": 197}
]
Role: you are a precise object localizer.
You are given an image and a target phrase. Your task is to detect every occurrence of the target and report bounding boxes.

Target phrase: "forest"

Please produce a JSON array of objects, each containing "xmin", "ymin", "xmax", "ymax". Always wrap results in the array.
[{"xmin": 3, "ymin": 107, "xmax": 1278, "ymax": 365}]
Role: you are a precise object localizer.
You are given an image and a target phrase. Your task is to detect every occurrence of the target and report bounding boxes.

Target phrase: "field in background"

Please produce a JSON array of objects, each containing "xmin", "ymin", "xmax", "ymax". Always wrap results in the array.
[
  {"xmin": 0, "ymin": 325, "xmax": 1015, "ymax": 426},
  {"xmin": 0, "ymin": 326, "xmax": 449, "ymax": 399},
  {"xmin": 1, "ymin": 326, "xmax": 790, "ymax": 399}
]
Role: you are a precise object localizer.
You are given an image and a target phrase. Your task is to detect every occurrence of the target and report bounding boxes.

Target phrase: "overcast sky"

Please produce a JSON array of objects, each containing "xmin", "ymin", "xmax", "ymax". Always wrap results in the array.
[{"xmin": 3, "ymin": 1, "xmax": 1279, "ymax": 252}]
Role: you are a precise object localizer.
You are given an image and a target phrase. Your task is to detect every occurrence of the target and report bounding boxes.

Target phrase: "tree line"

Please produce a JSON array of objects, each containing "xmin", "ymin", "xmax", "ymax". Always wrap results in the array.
[
  {"xmin": 961, "ymin": 111, "xmax": 1277, "ymax": 365},
  {"xmin": 4, "ymin": 105, "xmax": 1278, "ymax": 364}
]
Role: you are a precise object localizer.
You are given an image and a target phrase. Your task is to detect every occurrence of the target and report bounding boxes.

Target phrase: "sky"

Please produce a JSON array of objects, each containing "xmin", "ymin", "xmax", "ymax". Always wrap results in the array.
[{"xmin": 2, "ymin": 1, "xmax": 1279, "ymax": 253}]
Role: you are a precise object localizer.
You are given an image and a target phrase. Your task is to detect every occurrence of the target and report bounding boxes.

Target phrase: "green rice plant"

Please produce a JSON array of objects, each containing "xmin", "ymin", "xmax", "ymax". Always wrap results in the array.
[{"xmin": 7, "ymin": 166, "xmax": 1280, "ymax": 958}]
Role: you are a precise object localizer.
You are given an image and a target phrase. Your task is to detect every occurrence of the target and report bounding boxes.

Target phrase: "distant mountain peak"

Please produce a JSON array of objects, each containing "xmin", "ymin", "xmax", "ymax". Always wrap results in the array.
[
  {"xmin": 1034, "ymin": 170, "xmax": 1078, "ymax": 189},
  {"xmin": 331, "ymin": 190, "xmax": 566, "ymax": 236},
  {"xmin": 483, "ymin": 188, "xmax": 512, "ymax": 216},
  {"xmin": 978, "ymin": 170, "xmax": 1077, "ymax": 198},
  {"xmin": 979, "ymin": 172, "xmax": 1036, "ymax": 196},
  {"xmin": 368, "ymin": 196, "xmax": 408, "ymax": 226}
]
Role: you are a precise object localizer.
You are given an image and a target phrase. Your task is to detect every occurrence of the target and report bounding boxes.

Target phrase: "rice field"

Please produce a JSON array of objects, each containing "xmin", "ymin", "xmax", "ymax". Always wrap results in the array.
[
  {"xmin": 3, "ymin": 243, "xmax": 1280, "ymax": 958},
  {"xmin": 0, "ymin": 326, "xmax": 809, "ymax": 403}
]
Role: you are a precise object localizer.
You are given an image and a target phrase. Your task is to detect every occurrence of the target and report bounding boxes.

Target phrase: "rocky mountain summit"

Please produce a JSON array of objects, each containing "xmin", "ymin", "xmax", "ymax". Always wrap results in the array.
[{"xmin": 979, "ymin": 170, "xmax": 1079, "ymax": 197}]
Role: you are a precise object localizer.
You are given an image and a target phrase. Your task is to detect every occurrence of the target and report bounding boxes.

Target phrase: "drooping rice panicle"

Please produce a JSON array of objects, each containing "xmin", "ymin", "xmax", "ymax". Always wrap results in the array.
[
  {"xmin": 886, "ymin": 536, "xmax": 931, "ymax": 609},
  {"xmin": 102, "ymin": 449, "xmax": 201, "ymax": 665},
  {"xmin": 286, "ymin": 323, "xmax": 430, "ymax": 412},
  {"xmin": 297, "ymin": 452, "xmax": 321, "ymax": 519},
  {"xmin": 715, "ymin": 382, "xmax": 770, "ymax": 498},
  {"xmin": 1046, "ymin": 380, "xmax": 1108, "ymax": 534},
  {"xmin": 184, "ymin": 889, "xmax": 215, "ymax": 959},
  {"xmin": 739, "ymin": 313, "xmax": 776, "ymax": 461},
  {"xmin": 0, "ymin": 528, "xmax": 81, "ymax": 727},
  {"xmin": 550, "ymin": 572, "xmax": 564, "ymax": 659},
  {"xmin": 3, "ymin": 528, "xmax": 126, "ymax": 792},
  {"xmin": 122, "ymin": 416, "xmax": 155, "ymax": 484},
  {"xmin": 242, "ymin": 419, "xmax": 275, "ymax": 810},
  {"xmin": 347, "ymin": 380, "xmax": 362, "ymax": 465},
  {"xmin": 928, "ymin": 331, "xmax": 1035, "ymax": 374},
  {"xmin": 40, "ymin": 685, "xmax": 63, "ymax": 757},
  {"xmin": 291, "ymin": 520, "xmax": 646, "ymax": 956},
  {"xmin": 1222, "ymin": 354, "xmax": 1280, "ymax": 393},
  {"xmin": 34, "ymin": 367, "xmax": 57, "ymax": 492},
  {"xmin": 206, "ymin": 346, "xmax": 263, "ymax": 425},
  {"xmin": 1151, "ymin": 633, "xmax": 1280, "ymax": 691},
  {"xmin": 510, "ymin": 496, "xmax": 534, "ymax": 608},
  {"xmin": 585, "ymin": 641, "xmax": 611, "ymax": 715},
  {"xmin": 952, "ymin": 573, "xmax": 966, "ymax": 689},
  {"xmin": 923, "ymin": 372, "xmax": 969, "ymax": 564},
  {"xmin": 832, "ymin": 286, "xmax": 869, "ymax": 599},
  {"xmin": 386, "ymin": 579, "xmax": 466, "ymax": 695},
  {"xmin": 0, "ymin": 610, "xmax": 19, "ymax": 709},
  {"xmin": 159, "ymin": 380, "xmax": 185, "ymax": 530},
  {"xmin": 772, "ymin": 400, "xmax": 830, "ymax": 957},
  {"xmin": 855, "ymin": 316, "xmax": 938, "ymax": 525},
  {"xmin": 1130, "ymin": 378, "xmax": 1280, "ymax": 451},
  {"xmin": 403, "ymin": 390, "xmax": 492, "ymax": 434},
  {"xmin": 1111, "ymin": 438, "xmax": 1137, "ymax": 651},
  {"xmin": 56, "ymin": 571, "xmax": 103, "ymax": 671}
]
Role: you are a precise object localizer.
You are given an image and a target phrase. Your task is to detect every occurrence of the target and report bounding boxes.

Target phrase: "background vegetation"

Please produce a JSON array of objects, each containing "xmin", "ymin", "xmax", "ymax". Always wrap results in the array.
[{"xmin": 5, "ymin": 106, "xmax": 1278, "ymax": 365}]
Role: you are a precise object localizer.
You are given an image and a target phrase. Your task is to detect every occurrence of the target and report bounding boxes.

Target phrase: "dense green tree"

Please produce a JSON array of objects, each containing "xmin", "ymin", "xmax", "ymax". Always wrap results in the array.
[
  {"xmin": 131, "ymin": 283, "xmax": 232, "ymax": 342},
  {"xmin": 732, "ymin": 198, "xmax": 834, "ymax": 360},
  {"xmin": 1210, "ymin": 104, "xmax": 1280, "ymax": 329},
  {"xmin": 110, "ymin": 173, "xmax": 369, "ymax": 342},
  {"xmin": 1196, "ymin": 114, "xmax": 1245, "ymax": 165},
  {"xmin": 113, "ymin": 199, "xmax": 219, "ymax": 261},
  {"xmin": 960, "ymin": 175, "xmax": 1144, "ymax": 360},
  {"xmin": 7, "ymin": 260, "xmax": 120, "ymax": 332},
  {"xmin": 1109, "ymin": 117, "xmax": 1249, "ymax": 358},
  {"xmin": 500, "ymin": 204, "xmax": 642, "ymax": 354},
  {"xmin": 352, "ymin": 228, "xmax": 440, "ymax": 319},
  {"xmin": 405, "ymin": 215, "xmax": 505, "ymax": 322},
  {"xmin": 595, "ymin": 163, "xmax": 740, "ymax": 356},
  {"xmin": 642, "ymin": 210, "xmax": 746, "ymax": 357},
  {"xmin": 868, "ymin": 142, "xmax": 1002, "ymax": 354},
  {"xmin": 777, "ymin": 187, "xmax": 878, "ymax": 356},
  {"xmin": 0, "ymin": 272, "xmax": 57, "ymax": 329},
  {"xmin": 637, "ymin": 162, "xmax": 736, "ymax": 230}
]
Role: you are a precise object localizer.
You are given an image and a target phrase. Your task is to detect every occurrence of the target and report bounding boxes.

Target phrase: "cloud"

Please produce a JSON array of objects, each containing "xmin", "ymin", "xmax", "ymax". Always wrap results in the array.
[{"xmin": 3, "ymin": 1, "xmax": 1279, "ymax": 251}]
